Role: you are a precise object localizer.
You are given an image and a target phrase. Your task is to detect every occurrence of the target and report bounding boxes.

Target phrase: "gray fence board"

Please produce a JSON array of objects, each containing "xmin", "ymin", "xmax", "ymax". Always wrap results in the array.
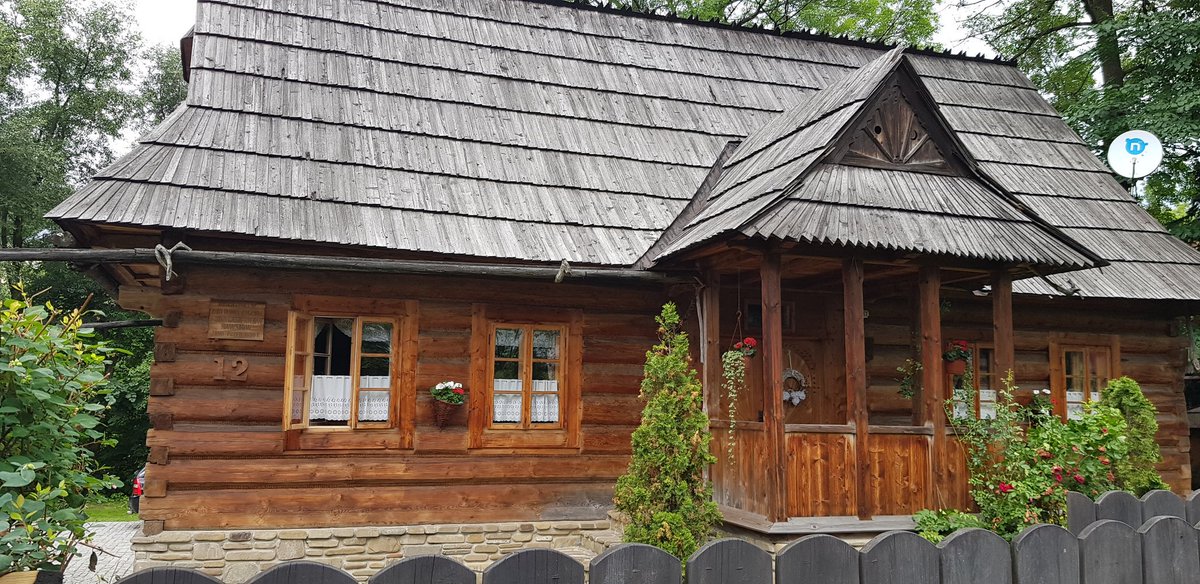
[
  {"xmin": 1077, "ymin": 520, "xmax": 1142, "ymax": 584},
  {"xmin": 1138, "ymin": 516, "xmax": 1200, "ymax": 584},
  {"xmin": 483, "ymin": 549, "xmax": 584, "ymax": 584},
  {"xmin": 245, "ymin": 561, "xmax": 357, "ymax": 584},
  {"xmin": 686, "ymin": 538, "xmax": 771, "ymax": 584},
  {"xmin": 1067, "ymin": 491, "xmax": 1098, "ymax": 536},
  {"xmin": 1096, "ymin": 491, "xmax": 1143, "ymax": 527},
  {"xmin": 938, "ymin": 528, "xmax": 1011, "ymax": 584},
  {"xmin": 1013, "ymin": 524, "xmax": 1080, "ymax": 584},
  {"xmin": 117, "ymin": 567, "xmax": 225, "ymax": 584},
  {"xmin": 1185, "ymin": 491, "xmax": 1200, "ymax": 527},
  {"xmin": 591, "ymin": 544, "xmax": 680, "ymax": 584},
  {"xmin": 859, "ymin": 531, "xmax": 938, "ymax": 584},
  {"xmin": 369, "ymin": 555, "xmax": 475, "ymax": 584},
  {"xmin": 1140, "ymin": 491, "xmax": 1186, "ymax": 523},
  {"xmin": 776, "ymin": 534, "xmax": 858, "ymax": 584}
]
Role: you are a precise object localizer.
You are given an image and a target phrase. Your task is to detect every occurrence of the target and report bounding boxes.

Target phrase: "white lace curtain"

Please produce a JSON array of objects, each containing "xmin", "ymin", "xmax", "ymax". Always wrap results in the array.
[{"xmin": 309, "ymin": 375, "xmax": 390, "ymax": 421}]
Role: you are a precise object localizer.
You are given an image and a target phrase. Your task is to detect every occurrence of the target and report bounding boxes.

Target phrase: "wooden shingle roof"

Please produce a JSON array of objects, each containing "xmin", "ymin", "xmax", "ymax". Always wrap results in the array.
[{"xmin": 48, "ymin": 0, "xmax": 1200, "ymax": 299}]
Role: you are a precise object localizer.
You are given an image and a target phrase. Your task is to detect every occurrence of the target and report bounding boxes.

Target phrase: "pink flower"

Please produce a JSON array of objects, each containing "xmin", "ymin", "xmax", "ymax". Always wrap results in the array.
[{"xmin": 1074, "ymin": 474, "xmax": 1086, "ymax": 484}]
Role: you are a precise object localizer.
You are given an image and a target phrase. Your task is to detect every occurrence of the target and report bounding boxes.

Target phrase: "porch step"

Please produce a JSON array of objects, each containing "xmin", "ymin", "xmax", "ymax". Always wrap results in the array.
[{"xmin": 580, "ymin": 528, "xmax": 623, "ymax": 555}]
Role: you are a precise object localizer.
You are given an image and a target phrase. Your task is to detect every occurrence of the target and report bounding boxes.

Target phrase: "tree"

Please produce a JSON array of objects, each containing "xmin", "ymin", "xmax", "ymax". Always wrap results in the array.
[
  {"xmin": 1100, "ymin": 377, "xmax": 1169, "ymax": 494},
  {"xmin": 577, "ymin": 0, "xmax": 940, "ymax": 44},
  {"xmin": 0, "ymin": 0, "xmax": 144, "ymax": 286},
  {"xmin": 962, "ymin": 0, "xmax": 1200, "ymax": 242},
  {"xmin": 136, "ymin": 44, "xmax": 187, "ymax": 130},
  {"xmin": 613, "ymin": 303, "xmax": 720, "ymax": 560},
  {"xmin": 0, "ymin": 286, "xmax": 121, "ymax": 574}
]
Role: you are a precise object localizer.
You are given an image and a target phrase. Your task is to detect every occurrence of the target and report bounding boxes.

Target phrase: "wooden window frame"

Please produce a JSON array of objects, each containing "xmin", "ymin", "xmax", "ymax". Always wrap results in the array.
[
  {"xmin": 283, "ymin": 296, "xmax": 418, "ymax": 450},
  {"xmin": 468, "ymin": 304, "xmax": 582, "ymax": 450},
  {"xmin": 487, "ymin": 323, "xmax": 567, "ymax": 430},
  {"xmin": 973, "ymin": 344, "xmax": 997, "ymax": 418},
  {"xmin": 1048, "ymin": 335, "xmax": 1120, "ymax": 421}
]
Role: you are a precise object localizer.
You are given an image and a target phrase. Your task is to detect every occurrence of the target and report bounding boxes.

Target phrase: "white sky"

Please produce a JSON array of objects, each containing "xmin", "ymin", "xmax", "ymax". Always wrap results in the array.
[{"xmin": 131, "ymin": 0, "xmax": 995, "ymax": 55}]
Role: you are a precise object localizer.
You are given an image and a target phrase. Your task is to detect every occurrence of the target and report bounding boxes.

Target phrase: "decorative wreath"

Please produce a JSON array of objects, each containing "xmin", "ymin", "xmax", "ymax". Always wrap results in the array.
[{"xmin": 782, "ymin": 368, "xmax": 808, "ymax": 405}]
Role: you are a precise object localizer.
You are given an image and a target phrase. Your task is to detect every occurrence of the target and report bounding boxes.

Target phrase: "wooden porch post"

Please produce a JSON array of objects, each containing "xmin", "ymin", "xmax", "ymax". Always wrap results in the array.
[
  {"xmin": 992, "ymin": 272, "xmax": 1015, "ymax": 379},
  {"xmin": 760, "ymin": 251, "xmax": 788, "ymax": 523},
  {"xmin": 843, "ymin": 258, "xmax": 870, "ymax": 520},
  {"xmin": 918, "ymin": 266, "xmax": 947, "ymax": 509},
  {"xmin": 702, "ymin": 270, "xmax": 721, "ymax": 416}
]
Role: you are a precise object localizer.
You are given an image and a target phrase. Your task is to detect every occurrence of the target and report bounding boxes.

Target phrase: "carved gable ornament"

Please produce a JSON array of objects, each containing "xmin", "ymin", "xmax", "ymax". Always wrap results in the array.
[{"xmin": 837, "ymin": 83, "xmax": 954, "ymax": 174}]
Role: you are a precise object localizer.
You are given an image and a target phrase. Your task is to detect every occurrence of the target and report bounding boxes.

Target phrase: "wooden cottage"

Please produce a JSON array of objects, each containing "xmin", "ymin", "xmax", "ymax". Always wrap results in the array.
[{"xmin": 44, "ymin": 0, "xmax": 1200, "ymax": 561}]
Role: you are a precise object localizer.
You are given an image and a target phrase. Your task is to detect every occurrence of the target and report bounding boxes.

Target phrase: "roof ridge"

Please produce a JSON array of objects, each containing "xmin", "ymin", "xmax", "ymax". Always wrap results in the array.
[{"xmin": 519, "ymin": 0, "xmax": 1017, "ymax": 65}]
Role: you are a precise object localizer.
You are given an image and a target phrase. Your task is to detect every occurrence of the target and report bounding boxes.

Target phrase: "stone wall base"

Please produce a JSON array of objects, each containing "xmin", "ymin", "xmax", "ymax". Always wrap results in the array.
[{"xmin": 132, "ymin": 520, "xmax": 613, "ymax": 583}]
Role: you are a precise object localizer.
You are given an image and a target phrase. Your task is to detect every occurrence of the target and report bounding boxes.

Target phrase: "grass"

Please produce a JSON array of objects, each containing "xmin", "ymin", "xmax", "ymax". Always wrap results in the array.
[{"xmin": 84, "ymin": 496, "xmax": 139, "ymax": 523}]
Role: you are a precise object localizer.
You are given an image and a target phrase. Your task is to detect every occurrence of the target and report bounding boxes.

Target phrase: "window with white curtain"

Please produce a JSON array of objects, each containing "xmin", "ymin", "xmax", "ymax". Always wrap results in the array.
[
  {"xmin": 285, "ymin": 313, "xmax": 398, "ymax": 430},
  {"xmin": 489, "ymin": 323, "xmax": 564, "ymax": 429}
]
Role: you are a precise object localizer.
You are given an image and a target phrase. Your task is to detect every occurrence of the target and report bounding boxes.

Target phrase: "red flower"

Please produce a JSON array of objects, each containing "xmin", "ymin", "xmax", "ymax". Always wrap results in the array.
[
  {"xmin": 1101, "ymin": 427, "xmax": 1109, "ymax": 434},
  {"xmin": 734, "ymin": 342, "xmax": 743, "ymax": 349},
  {"xmin": 1099, "ymin": 456, "xmax": 1110, "ymax": 465},
  {"xmin": 744, "ymin": 337, "xmax": 758, "ymax": 348},
  {"xmin": 1074, "ymin": 474, "xmax": 1086, "ymax": 484},
  {"xmin": 997, "ymin": 482, "xmax": 1014, "ymax": 494},
  {"xmin": 1054, "ymin": 474, "xmax": 1063, "ymax": 483},
  {"xmin": 453, "ymin": 388, "xmax": 465, "ymax": 395}
]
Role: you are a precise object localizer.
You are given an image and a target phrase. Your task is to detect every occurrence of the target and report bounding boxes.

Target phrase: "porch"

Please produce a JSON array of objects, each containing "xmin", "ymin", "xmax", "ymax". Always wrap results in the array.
[{"xmin": 697, "ymin": 249, "xmax": 1015, "ymax": 530}]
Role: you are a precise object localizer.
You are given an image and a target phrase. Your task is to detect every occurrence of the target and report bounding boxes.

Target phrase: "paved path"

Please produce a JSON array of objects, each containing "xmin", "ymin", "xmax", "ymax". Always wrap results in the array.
[{"xmin": 64, "ymin": 522, "xmax": 140, "ymax": 584}]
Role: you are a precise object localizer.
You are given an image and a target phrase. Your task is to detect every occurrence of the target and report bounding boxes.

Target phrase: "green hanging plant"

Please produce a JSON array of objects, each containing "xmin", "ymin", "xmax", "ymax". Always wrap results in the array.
[
  {"xmin": 721, "ymin": 337, "xmax": 756, "ymax": 463},
  {"xmin": 896, "ymin": 357, "xmax": 922, "ymax": 399}
]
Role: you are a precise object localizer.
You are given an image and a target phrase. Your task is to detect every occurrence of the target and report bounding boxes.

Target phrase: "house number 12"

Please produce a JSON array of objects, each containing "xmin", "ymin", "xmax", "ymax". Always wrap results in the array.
[{"xmin": 213, "ymin": 357, "xmax": 249, "ymax": 381}]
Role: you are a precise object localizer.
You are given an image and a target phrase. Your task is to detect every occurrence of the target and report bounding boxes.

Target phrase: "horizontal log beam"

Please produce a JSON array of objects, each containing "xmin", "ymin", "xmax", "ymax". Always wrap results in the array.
[{"xmin": 0, "ymin": 248, "xmax": 690, "ymax": 284}]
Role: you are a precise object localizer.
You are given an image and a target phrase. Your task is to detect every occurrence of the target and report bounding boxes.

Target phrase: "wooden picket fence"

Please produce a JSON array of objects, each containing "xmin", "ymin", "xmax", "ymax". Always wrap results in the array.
[
  {"xmin": 1067, "ymin": 489, "xmax": 1200, "ymax": 534},
  {"xmin": 117, "ymin": 518, "xmax": 1200, "ymax": 584}
]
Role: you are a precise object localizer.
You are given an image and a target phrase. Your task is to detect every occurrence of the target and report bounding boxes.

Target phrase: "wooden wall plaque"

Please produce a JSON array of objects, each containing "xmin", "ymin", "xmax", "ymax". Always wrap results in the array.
[{"xmin": 208, "ymin": 301, "xmax": 266, "ymax": 341}]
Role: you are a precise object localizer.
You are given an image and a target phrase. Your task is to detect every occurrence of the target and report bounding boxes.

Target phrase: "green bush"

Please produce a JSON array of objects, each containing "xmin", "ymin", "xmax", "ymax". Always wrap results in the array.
[
  {"xmin": 1101, "ymin": 377, "xmax": 1168, "ymax": 495},
  {"xmin": 0, "ymin": 287, "xmax": 121, "ymax": 574},
  {"xmin": 613, "ymin": 303, "xmax": 721, "ymax": 560},
  {"xmin": 933, "ymin": 374, "xmax": 1128, "ymax": 540},
  {"xmin": 914, "ymin": 509, "xmax": 986, "ymax": 543}
]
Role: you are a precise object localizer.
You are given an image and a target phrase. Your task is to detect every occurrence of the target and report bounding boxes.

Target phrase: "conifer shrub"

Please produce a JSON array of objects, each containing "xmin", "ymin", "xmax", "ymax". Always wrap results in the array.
[
  {"xmin": 613, "ymin": 303, "xmax": 721, "ymax": 560},
  {"xmin": 1100, "ymin": 376, "xmax": 1168, "ymax": 495}
]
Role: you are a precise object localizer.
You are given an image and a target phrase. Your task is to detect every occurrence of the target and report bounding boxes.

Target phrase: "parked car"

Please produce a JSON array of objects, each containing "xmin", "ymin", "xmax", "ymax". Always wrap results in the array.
[{"xmin": 129, "ymin": 467, "xmax": 145, "ymax": 514}]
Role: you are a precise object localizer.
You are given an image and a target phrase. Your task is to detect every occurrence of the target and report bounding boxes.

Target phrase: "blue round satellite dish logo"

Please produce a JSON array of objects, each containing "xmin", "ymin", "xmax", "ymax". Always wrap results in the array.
[
  {"xmin": 1125, "ymin": 137, "xmax": 1148, "ymax": 156},
  {"xmin": 1107, "ymin": 130, "xmax": 1162, "ymax": 179}
]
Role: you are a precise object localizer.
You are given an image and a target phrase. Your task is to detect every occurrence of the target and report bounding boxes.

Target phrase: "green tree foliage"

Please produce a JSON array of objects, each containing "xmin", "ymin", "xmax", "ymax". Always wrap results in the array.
[
  {"xmin": 25, "ymin": 263, "xmax": 153, "ymax": 487},
  {"xmin": 1100, "ymin": 376, "xmax": 1168, "ymax": 494},
  {"xmin": 136, "ymin": 44, "xmax": 188, "ymax": 131},
  {"xmin": 963, "ymin": 0, "xmax": 1200, "ymax": 242},
  {"xmin": 0, "ymin": 286, "xmax": 121, "ymax": 573},
  {"xmin": 613, "ymin": 303, "xmax": 721, "ymax": 560},
  {"xmin": 576, "ymin": 0, "xmax": 940, "ymax": 44}
]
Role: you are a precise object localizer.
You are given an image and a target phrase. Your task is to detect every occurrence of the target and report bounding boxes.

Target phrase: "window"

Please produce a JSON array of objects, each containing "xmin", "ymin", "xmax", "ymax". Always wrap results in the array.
[
  {"xmin": 285, "ymin": 312, "xmax": 399, "ymax": 429},
  {"xmin": 950, "ymin": 344, "xmax": 997, "ymax": 419},
  {"xmin": 489, "ymin": 324, "xmax": 565, "ymax": 429},
  {"xmin": 1060, "ymin": 346, "xmax": 1112, "ymax": 420}
]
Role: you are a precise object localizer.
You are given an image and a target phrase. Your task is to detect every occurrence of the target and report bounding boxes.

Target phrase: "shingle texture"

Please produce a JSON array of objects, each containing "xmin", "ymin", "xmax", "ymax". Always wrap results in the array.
[{"xmin": 48, "ymin": 0, "xmax": 1200, "ymax": 299}]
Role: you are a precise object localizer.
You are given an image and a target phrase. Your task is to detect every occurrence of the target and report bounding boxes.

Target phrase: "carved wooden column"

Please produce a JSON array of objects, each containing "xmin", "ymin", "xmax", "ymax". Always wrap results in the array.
[
  {"xmin": 843, "ymin": 257, "xmax": 870, "ymax": 519},
  {"xmin": 760, "ymin": 251, "xmax": 788, "ymax": 522},
  {"xmin": 918, "ymin": 266, "xmax": 947, "ymax": 508},
  {"xmin": 993, "ymin": 272, "xmax": 1015, "ymax": 380}
]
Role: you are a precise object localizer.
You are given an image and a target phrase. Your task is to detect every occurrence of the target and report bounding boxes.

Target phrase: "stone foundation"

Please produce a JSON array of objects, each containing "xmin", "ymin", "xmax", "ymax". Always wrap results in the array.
[{"xmin": 131, "ymin": 520, "xmax": 614, "ymax": 583}]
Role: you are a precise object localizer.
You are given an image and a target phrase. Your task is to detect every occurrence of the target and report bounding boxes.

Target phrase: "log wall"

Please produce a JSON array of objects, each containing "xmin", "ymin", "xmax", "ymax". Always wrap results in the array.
[
  {"xmin": 133, "ymin": 266, "xmax": 668, "ymax": 530},
  {"xmin": 129, "ymin": 265, "xmax": 1192, "ymax": 531}
]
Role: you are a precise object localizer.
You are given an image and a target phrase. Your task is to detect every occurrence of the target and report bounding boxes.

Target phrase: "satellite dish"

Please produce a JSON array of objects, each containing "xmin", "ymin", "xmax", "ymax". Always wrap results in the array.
[{"xmin": 1107, "ymin": 130, "xmax": 1163, "ymax": 179}]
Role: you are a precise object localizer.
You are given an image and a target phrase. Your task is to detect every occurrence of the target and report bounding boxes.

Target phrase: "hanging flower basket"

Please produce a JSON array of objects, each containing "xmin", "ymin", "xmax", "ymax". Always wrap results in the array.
[
  {"xmin": 943, "ymin": 340, "xmax": 971, "ymax": 376},
  {"xmin": 430, "ymin": 380, "xmax": 466, "ymax": 429}
]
